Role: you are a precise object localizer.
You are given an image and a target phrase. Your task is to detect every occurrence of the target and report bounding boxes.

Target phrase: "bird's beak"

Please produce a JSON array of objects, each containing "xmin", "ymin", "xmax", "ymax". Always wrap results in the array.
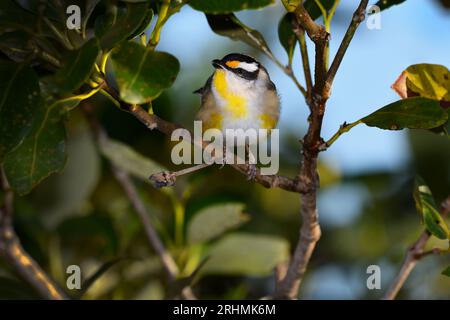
[{"xmin": 212, "ymin": 59, "xmax": 224, "ymax": 69}]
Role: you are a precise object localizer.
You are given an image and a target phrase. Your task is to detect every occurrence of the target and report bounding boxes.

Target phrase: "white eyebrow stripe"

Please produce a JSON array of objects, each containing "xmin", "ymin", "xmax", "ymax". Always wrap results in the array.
[{"xmin": 238, "ymin": 62, "xmax": 258, "ymax": 72}]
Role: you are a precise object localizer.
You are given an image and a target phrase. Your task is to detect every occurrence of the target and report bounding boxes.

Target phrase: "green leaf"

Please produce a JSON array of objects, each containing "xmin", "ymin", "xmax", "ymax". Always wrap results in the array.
[
  {"xmin": 94, "ymin": 2, "xmax": 151, "ymax": 49},
  {"xmin": 414, "ymin": 177, "xmax": 450, "ymax": 240},
  {"xmin": 278, "ymin": 13, "xmax": 297, "ymax": 66},
  {"xmin": 110, "ymin": 42, "xmax": 180, "ymax": 104},
  {"xmin": 205, "ymin": 13, "xmax": 273, "ymax": 57},
  {"xmin": 3, "ymin": 100, "xmax": 66, "ymax": 195},
  {"xmin": 187, "ymin": 203, "xmax": 250, "ymax": 244},
  {"xmin": 405, "ymin": 64, "xmax": 450, "ymax": 102},
  {"xmin": 373, "ymin": 0, "xmax": 407, "ymax": 12},
  {"xmin": 0, "ymin": 61, "xmax": 40, "ymax": 161},
  {"xmin": 361, "ymin": 97, "xmax": 448, "ymax": 130},
  {"xmin": 202, "ymin": 233, "xmax": 290, "ymax": 276},
  {"xmin": 100, "ymin": 138, "xmax": 166, "ymax": 182},
  {"xmin": 304, "ymin": 0, "xmax": 338, "ymax": 20},
  {"xmin": 45, "ymin": 38, "xmax": 100, "ymax": 95},
  {"xmin": 190, "ymin": 0, "xmax": 275, "ymax": 14},
  {"xmin": 442, "ymin": 266, "xmax": 450, "ymax": 277}
]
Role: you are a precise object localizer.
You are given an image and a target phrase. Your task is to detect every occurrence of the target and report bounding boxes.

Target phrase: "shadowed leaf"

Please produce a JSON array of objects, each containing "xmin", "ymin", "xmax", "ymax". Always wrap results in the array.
[
  {"xmin": 45, "ymin": 38, "xmax": 100, "ymax": 95},
  {"xmin": 202, "ymin": 233, "xmax": 290, "ymax": 276},
  {"xmin": 94, "ymin": 2, "xmax": 151, "ymax": 49},
  {"xmin": 187, "ymin": 203, "xmax": 249, "ymax": 244},
  {"xmin": 206, "ymin": 13, "xmax": 274, "ymax": 58},
  {"xmin": 442, "ymin": 266, "xmax": 450, "ymax": 277},
  {"xmin": 3, "ymin": 98, "xmax": 66, "ymax": 195},
  {"xmin": 100, "ymin": 138, "xmax": 166, "ymax": 182},
  {"xmin": 190, "ymin": 0, "xmax": 275, "ymax": 14},
  {"xmin": 304, "ymin": 0, "xmax": 338, "ymax": 20},
  {"xmin": 278, "ymin": 13, "xmax": 297, "ymax": 66},
  {"xmin": 110, "ymin": 42, "xmax": 180, "ymax": 104},
  {"xmin": 414, "ymin": 177, "xmax": 450, "ymax": 240},
  {"xmin": 0, "ymin": 61, "xmax": 40, "ymax": 161}
]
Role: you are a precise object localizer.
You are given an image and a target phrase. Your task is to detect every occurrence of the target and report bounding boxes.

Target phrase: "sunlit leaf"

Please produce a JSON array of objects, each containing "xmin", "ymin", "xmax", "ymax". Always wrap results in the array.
[
  {"xmin": 110, "ymin": 42, "xmax": 180, "ymax": 104},
  {"xmin": 187, "ymin": 203, "xmax": 249, "ymax": 244},
  {"xmin": 0, "ymin": 61, "xmax": 40, "ymax": 161},
  {"xmin": 414, "ymin": 177, "xmax": 450, "ymax": 240},
  {"xmin": 206, "ymin": 13, "xmax": 273, "ymax": 57},
  {"xmin": 361, "ymin": 97, "xmax": 448, "ymax": 130},
  {"xmin": 190, "ymin": 0, "xmax": 275, "ymax": 14},
  {"xmin": 202, "ymin": 233, "xmax": 290, "ymax": 276},
  {"xmin": 100, "ymin": 138, "xmax": 166, "ymax": 182}
]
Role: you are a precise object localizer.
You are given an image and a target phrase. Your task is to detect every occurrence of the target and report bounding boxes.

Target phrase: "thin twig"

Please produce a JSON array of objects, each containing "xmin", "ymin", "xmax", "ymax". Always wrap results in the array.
[
  {"xmin": 326, "ymin": 0, "xmax": 369, "ymax": 87},
  {"xmin": 384, "ymin": 196, "xmax": 450, "ymax": 300},
  {"xmin": 0, "ymin": 169, "xmax": 67, "ymax": 300},
  {"xmin": 293, "ymin": 24, "xmax": 313, "ymax": 96},
  {"xmin": 149, "ymin": 164, "xmax": 213, "ymax": 188}
]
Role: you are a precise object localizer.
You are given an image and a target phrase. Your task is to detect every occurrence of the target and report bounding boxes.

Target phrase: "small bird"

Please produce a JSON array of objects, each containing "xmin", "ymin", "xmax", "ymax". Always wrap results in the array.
[{"xmin": 194, "ymin": 53, "xmax": 280, "ymax": 178}]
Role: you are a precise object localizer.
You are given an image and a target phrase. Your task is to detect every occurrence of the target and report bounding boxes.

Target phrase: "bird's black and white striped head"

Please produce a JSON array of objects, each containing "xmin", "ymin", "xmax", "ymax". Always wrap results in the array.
[{"xmin": 212, "ymin": 53, "xmax": 261, "ymax": 81}]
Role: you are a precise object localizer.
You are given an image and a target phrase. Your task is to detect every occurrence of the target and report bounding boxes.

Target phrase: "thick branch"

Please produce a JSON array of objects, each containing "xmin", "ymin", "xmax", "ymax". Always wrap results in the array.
[
  {"xmin": 102, "ymin": 86, "xmax": 306, "ymax": 194},
  {"xmin": 275, "ymin": 1, "xmax": 368, "ymax": 299},
  {"xmin": 384, "ymin": 196, "xmax": 450, "ymax": 300},
  {"xmin": 0, "ymin": 169, "xmax": 67, "ymax": 300}
]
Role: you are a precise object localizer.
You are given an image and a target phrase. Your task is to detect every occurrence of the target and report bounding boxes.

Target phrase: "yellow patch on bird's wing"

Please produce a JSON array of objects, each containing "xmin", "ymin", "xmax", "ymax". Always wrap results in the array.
[
  {"xmin": 213, "ymin": 70, "xmax": 248, "ymax": 119},
  {"xmin": 259, "ymin": 113, "xmax": 277, "ymax": 129},
  {"xmin": 225, "ymin": 60, "xmax": 240, "ymax": 68}
]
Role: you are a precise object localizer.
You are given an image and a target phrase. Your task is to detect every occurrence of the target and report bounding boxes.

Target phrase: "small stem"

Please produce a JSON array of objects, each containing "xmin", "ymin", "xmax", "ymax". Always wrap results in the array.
[
  {"xmin": 293, "ymin": 25, "xmax": 313, "ymax": 96},
  {"xmin": 323, "ymin": 120, "xmax": 362, "ymax": 149},
  {"xmin": 99, "ymin": 51, "xmax": 110, "ymax": 75},
  {"xmin": 148, "ymin": 0, "xmax": 171, "ymax": 49}
]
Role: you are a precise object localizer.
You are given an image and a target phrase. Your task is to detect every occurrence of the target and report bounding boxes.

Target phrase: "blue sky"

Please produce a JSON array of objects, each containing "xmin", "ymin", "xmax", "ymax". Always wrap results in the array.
[{"xmin": 156, "ymin": 0, "xmax": 450, "ymax": 175}]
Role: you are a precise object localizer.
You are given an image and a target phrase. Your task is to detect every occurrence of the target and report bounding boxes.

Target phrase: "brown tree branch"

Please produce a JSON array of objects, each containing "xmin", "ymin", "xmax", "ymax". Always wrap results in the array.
[
  {"xmin": 0, "ymin": 169, "xmax": 67, "ymax": 300},
  {"xmin": 274, "ymin": 1, "xmax": 369, "ymax": 299},
  {"xmin": 102, "ymin": 86, "xmax": 307, "ymax": 194},
  {"xmin": 383, "ymin": 196, "xmax": 450, "ymax": 300},
  {"xmin": 83, "ymin": 107, "xmax": 196, "ymax": 299}
]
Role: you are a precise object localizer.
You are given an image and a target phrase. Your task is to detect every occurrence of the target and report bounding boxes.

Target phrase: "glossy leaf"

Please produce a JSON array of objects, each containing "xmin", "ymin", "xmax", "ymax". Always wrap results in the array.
[
  {"xmin": 187, "ymin": 203, "xmax": 249, "ymax": 244},
  {"xmin": 414, "ymin": 177, "xmax": 450, "ymax": 240},
  {"xmin": 3, "ymin": 101, "xmax": 66, "ymax": 195},
  {"xmin": 373, "ymin": 0, "xmax": 407, "ymax": 12},
  {"xmin": 94, "ymin": 2, "xmax": 150, "ymax": 49},
  {"xmin": 0, "ymin": 61, "xmax": 40, "ymax": 161},
  {"xmin": 361, "ymin": 97, "xmax": 448, "ymax": 130},
  {"xmin": 278, "ymin": 13, "xmax": 297, "ymax": 65},
  {"xmin": 206, "ymin": 14, "xmax": 273, "ymax": 57},
  {"xmin": 45, "ymin": 38, "xmax": 99, "ymax": 95},
  {"xmin": 190, "ymin": 0, "xmax": 275, "ymax": 14},
  {"xmin": 100, "ymin": 138, "xmax": 166, "ymax": 182},
  {"xmin": 110, "ymin": 42, "xmax": 180, "ymax": 104},
  {"xmin": 202, "ymin": 233, "xmax": 290, "ymax": 276}
]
